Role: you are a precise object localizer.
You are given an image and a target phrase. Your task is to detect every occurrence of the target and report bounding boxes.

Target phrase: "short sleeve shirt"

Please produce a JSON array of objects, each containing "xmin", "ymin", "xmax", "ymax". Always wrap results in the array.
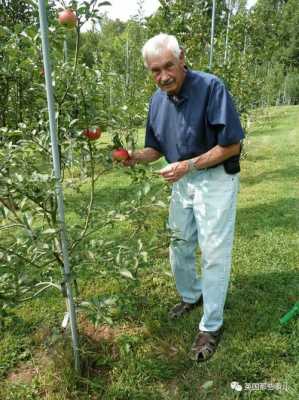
[{"xmin": 145, "ymin": 69, "xmax": 245, "ymax": 170}]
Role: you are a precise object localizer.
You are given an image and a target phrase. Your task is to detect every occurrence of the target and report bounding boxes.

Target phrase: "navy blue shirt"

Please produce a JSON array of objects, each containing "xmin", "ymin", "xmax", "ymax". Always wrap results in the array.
[{"xmin": 145, "ymin": 69, "xmax": 245, "ymax": 173}]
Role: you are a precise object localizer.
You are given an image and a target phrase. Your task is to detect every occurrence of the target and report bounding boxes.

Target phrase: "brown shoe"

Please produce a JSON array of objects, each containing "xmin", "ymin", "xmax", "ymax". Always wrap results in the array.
[
  {"xmin": 169, "ymin": 297, "xmax": 203, "ymax": 319},
  {"xmin": 190, "ymin": 328, "xmax": 223, "ymax": 362}
]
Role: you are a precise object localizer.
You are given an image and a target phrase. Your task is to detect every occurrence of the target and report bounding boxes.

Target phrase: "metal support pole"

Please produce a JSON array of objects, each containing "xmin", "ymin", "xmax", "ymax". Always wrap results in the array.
[
  {"xmin": 224, "ymin": 0, "xmax": 231, "ymax": 64},
  {"xmin": 209, "ymin": 0, "xmax": 216, "ymax": 71},
  {"xmin": 64, "ymin": 37, "xmax": 68, "ymax": 63},
  {"xmin": 37, "ymin": 0, "xmax": 80, "ymax": 373},
  {"xmin": 125, "ymin": 34, "xmax": 129, "ymax": 87},
  {"xmin": 63, "ymin": 37, "xmax": 74, "ymax": 173}
]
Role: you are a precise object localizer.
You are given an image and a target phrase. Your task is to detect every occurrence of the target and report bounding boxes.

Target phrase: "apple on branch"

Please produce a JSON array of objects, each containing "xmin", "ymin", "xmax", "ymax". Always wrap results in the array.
[
  {"xmin": 58, "ymin": 9, "xmax": 77, "ymax": 28},
  {"xmin": 82, "ymin": 128, "xmax": 102, "ymax": 140},
  {"xmin": 111, "ymin": 148, "xmax": 130, "ymax": 161}
]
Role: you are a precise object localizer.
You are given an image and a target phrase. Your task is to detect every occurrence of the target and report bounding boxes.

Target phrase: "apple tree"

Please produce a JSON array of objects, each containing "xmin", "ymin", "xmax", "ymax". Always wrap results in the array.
[{"xmin": 0, "ymin": 0, "xmax": 115, "ymax": 326}]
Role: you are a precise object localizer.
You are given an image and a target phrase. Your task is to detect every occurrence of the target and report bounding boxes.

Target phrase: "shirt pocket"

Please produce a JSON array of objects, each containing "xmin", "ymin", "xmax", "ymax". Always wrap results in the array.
[{"xmin": 177, "ymin": 126, "xmax": 199, "ymax": 158}]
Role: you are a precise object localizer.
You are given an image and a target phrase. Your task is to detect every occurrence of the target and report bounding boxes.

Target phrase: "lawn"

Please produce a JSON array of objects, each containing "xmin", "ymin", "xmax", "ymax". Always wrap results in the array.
[{"xmin": 0, "ymin": 105, "xmax": 298, "ymax": 399}]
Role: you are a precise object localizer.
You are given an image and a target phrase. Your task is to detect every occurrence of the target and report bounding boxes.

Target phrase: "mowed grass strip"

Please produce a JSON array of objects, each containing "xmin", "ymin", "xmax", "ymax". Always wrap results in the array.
[{"xmin": 0, "ymin": 106, "xmax": 298, "ymax": 399}]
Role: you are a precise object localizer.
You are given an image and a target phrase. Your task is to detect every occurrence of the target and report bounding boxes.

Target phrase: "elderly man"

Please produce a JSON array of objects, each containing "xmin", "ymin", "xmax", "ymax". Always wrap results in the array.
[{"xmin": 124, "ymin": 33, "xmax": 244, "ymax": 362}]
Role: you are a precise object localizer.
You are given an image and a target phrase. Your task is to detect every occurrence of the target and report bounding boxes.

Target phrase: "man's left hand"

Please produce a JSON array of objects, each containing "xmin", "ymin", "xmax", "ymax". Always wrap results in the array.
[{"xmin": 158, "ymin": 161, "xmax": 189, "ymax": 183}]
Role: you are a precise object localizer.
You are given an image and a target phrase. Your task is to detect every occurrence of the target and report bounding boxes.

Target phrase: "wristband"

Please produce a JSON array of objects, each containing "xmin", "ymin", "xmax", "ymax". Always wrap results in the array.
[{"xmin": 187, "ymin": 158, "xmax": 198, "ymax": 171}]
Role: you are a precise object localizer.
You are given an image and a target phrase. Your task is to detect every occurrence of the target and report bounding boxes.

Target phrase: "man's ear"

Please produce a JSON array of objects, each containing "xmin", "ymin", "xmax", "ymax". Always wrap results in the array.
[{"xmin": 179, "ymin": 47, "xmax": 185, "ymax": 63}]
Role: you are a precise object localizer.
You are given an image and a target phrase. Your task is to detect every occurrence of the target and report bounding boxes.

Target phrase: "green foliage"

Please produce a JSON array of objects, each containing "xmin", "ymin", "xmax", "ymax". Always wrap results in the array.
[
  {"xmin": 284, "ymin": 71, "xmax": 299, "ymax": 104},
  {"xmin": 147, "ymin": 0, "xmax": 227, "ymax": 70},
  {"xmin": 278, "ymin": 0, "xmax": 299, "ymax": 67},
  {"xmin": 146, "ymin": 0, "xmax": 299, "ymax": 112},
  {"xmin": 0, "ymin": 0, "xmax": 37, "ymax": 27},
  {"xmin": 0, "ymin": 0, "xmax": 117, "ymax": 322}
]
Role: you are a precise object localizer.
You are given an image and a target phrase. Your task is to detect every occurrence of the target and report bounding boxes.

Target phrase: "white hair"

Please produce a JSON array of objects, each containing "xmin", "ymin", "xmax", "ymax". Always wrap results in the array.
[{"xmin": 142, "ymin": 33, "xmax": 181, "ymax": 68}]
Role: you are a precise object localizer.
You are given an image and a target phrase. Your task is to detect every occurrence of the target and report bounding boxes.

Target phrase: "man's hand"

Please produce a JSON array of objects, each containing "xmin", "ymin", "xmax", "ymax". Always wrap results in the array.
[
  {"xmin": 122, "ymin": 151, "xmax": 137, "ymax": 167},
  {"xmin": 159, "ymin": 161, "xmax": 189, "ymax": 183}
]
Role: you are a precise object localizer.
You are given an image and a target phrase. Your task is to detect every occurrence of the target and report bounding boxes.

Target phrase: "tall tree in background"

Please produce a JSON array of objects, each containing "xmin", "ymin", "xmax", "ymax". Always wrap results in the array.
[
  {"xmin": 0, "ymin": 0, "xmax": 36, "ymax": 27},
  {"xmin": 278, "ymin": 0, "xmax": 299, "ymax": 67},
  {"xmin": 147, "ymin": 0, "xmax": 228, "ymax": 70}
]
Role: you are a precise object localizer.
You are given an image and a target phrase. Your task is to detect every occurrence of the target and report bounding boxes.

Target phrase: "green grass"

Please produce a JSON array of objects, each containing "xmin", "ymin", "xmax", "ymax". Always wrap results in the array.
[{"xmin": 0, "ymin": 105, "xmax": 298, "ymax": 399}]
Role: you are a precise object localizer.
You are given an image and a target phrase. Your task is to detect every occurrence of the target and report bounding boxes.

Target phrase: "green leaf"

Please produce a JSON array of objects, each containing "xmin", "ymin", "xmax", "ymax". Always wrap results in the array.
[
  {"xmin": 141, "ymin": 251, "xmax": 148, "ymax": 263},
  {"xmin": 98, "ymin": 1, "xmax": 112, "ymax": 7},
  {"xmin": 202, "ymin": 381, "xmax": 214, "ymax": 390},
  {"xmin": 15, "ymin": 173, "xmax": 24, "ymax": 182},
  {"xmin": 116, "ymin": 250, "xmax": 121, "ymax": 265},
  {"xmin": 69, "ymin": 119, "xmax": 79, "ymax": 128},
  {"xmin": 88, "ymin": 251, "xmax": 96, "ymax": 261},
  {"xmin": 143, "ymin": 183, "xmax": 151, "ymax": 195},
  {"xmin": 138, "ymin": 239, "xmax": 143, "ymax": 252},
  {"xmin": 1, "ymin": 206, "xmax": 9, "ymax": 218},
  {"xmin": 103, "ymin": 316, "xmax": 113, "ymax": 325},
  {"xmin": 103, "ymin": 297, "xmax": 117, "ymax": 306},
  {"xmin": 79, "ymin": 301, "xmax": 91, "ymax": 308},
  {"xmin": 19, "ymin": 198, "xmax": 27, "ymax": 210},
  {"xmin": 23, "ymin": 213, "xmax": 33, "ymax": 228},
  {"xmin": 119, "ymin": 269, "xmax": 135, "ymax": 280},
  {"xmin": 155, "ymin": 200, "xmax": 167, "ymax": 208},
  {"xmin": 42, "ymin": 228, "xmax": 56, "ymax": 235}
]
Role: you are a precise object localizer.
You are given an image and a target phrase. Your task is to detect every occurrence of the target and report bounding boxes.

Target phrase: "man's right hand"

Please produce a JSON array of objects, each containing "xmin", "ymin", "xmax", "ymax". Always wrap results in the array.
[{"xmin": 122, "ymin": 151, "xmax": 137, "ymax": 167}]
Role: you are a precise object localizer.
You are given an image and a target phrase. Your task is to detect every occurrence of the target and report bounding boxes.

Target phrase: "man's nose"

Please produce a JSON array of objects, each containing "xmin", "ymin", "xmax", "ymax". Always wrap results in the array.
[{"xmin": 160, "ymin": 69, "xmax": 170, "ymax": 82}]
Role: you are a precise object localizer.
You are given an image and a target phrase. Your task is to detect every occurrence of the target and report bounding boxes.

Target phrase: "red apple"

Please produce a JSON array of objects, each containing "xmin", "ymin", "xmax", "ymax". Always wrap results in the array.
[
  {"xmin": 82, "ymin": 128, "xmax": 102, "ymax": 140},
  {"xmin": 112, "ymin": 148, "xmax": 130, "ymax": 161},
  {"xmin": 58, "ymin": 9, "xmax": 77, "ymax": 28}
]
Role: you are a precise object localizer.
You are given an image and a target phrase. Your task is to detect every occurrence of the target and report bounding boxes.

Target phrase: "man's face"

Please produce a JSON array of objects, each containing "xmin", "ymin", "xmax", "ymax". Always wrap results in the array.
[{"xmin": 146, "ymin": 48, "xmax": 186, "ymax": 95}]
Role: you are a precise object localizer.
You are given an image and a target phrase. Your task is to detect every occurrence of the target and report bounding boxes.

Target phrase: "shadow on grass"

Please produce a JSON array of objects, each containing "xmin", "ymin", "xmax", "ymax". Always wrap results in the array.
[
  {"xmin": 114, "ymin": 267, "xmax": 298, "ymax": 397},
  {"xmin": 4, "ymin": 270, "xmax": 294, "ymax": 398},
  {"xmin": 65, "ymin": 175, "xmax": 165, "ymax": 212},
  {"xmin": 140, "ymin": 269, "xmax": 298, "ymax": 339},
  {"xmin": 226, "ymin": 270, "xmax": 299, "ymax": 333},
  {"xmin": 241, "ymin": 166, "xmax": 299, "ymax": 187},
  {"xmin": 236, "ymin": 197, "xmax": 298, "ymax": 234}
]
